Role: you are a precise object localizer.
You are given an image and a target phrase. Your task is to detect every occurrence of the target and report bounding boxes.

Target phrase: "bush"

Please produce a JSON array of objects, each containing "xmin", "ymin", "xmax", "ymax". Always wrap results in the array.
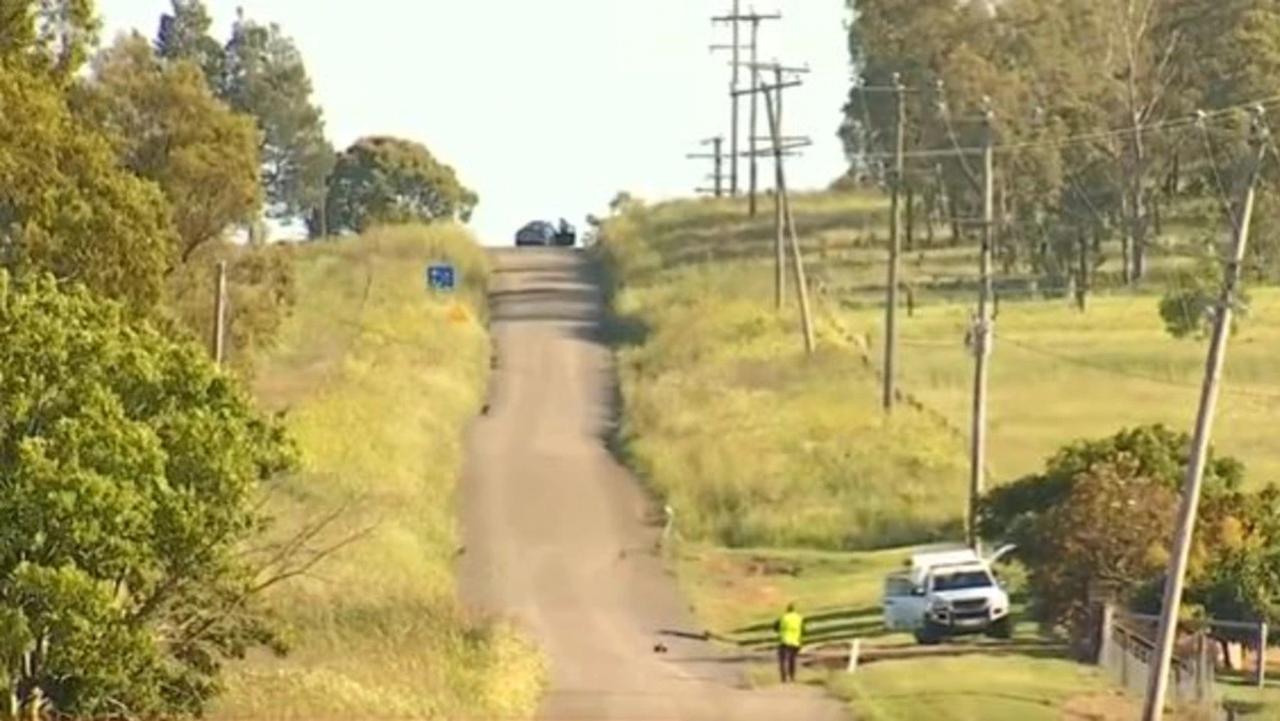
[
  {"xmin": 1158, "ymin": 259, "xmax": 1250, "ymax": 339},
  {"xmin": 980, "ymin": 424, "xmax": 1280, "ymax": 635}
]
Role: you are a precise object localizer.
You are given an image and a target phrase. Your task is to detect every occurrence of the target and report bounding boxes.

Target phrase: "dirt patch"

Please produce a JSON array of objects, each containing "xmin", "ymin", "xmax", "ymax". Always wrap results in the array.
[
  {"xmin": 1060, "ymin": 692, "xmax": 1140, "ymax": 720},
  {"xmin": 746, "ymin": 555, "xmax": 802, "ymax": 577}
]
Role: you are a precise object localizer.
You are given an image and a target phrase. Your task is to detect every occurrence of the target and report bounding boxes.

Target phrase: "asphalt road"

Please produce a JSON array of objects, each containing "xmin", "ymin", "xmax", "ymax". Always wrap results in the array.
[{"xmin": 459, "ymin": 249, "xmax": 847, "ymax": 721}]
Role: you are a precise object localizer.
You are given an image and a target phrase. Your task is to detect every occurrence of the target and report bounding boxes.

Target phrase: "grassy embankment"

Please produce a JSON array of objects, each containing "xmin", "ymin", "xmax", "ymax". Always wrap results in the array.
[
  {"xmin": 600, "ymin": 194, "xmax": 969, "ymax": 551},
  {"xmin": 215, "ymin": 226, "xmax": 545, "ymax": 720},
  {"xmin": 596, "ymin": 191, "xmax": 1280, "ymax": 719}
]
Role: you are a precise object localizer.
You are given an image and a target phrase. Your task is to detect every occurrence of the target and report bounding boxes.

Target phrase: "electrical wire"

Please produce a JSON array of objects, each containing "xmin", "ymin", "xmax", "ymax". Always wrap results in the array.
[
  {"xmin": 1199, "ymin": 120, "xmax": 1238, "ymax": 231},
  {"xmin": 1001, "ymin": 335, "xmax": 1280, "ymax": 403},
  {"xmin": 854, "ymin": 96, "xmax": 1280, "ymax": 163},
  {"xmin": 937, "ymin": 95, "xmax": 983, "ymax": 188}
]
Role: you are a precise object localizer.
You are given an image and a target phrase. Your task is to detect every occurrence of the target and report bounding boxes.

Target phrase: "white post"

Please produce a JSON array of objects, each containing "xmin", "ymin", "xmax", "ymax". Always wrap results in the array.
[{"xmin": 847, "ymin": 639, "xmax": 861, "ymax": 672}]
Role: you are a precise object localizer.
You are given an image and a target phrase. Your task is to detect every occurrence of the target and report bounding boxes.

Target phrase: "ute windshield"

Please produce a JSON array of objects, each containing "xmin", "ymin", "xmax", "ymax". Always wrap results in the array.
[{"xmin": 932, "ymin": 569, "xmax": 994, "ymax": 592}]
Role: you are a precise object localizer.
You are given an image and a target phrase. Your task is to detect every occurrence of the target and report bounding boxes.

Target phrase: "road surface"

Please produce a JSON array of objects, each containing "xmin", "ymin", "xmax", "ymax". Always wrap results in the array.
[{"xmin": 460, "ymin": 249, "xmax": 847, "ymax": 721}]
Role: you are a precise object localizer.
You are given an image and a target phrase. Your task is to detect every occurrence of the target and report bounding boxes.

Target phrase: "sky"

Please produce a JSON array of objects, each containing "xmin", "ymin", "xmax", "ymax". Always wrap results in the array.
[{"xmin": 97, "ymin": 1, "xmax": 853, "ymax": 244}]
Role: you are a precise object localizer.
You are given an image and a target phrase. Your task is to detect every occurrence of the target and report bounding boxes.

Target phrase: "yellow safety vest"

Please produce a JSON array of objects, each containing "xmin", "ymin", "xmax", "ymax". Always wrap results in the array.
[{"xmin": 778, "ymin": 611, "xmax": 804, "ymax": 647}]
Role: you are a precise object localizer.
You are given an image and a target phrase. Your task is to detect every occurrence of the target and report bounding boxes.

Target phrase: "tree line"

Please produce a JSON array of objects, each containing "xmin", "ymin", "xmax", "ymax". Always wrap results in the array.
[
  {"xmin": 0, "ymin": 1, "xmax": 479, "ymax": 716},
  {"xmin": 841, "ymin": 0, "xmax": 1280, "ymax": 325}
]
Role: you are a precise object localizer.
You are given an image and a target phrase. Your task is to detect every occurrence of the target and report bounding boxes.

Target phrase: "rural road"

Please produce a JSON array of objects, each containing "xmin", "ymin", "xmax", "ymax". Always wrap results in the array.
[{"xmin": 460, "ymin": 249, "xmax": 847, "ymax": 721}]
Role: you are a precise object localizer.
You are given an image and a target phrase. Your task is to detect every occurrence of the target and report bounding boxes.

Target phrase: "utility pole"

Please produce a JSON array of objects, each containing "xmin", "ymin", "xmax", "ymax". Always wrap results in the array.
[
  {"xmin": 760, "ymin": 63, "xmax": 816, "ymax": 354},
  {"xmin": 748, "ymin": 15, "xmax": 760, "ymax": 214},
  {"xmin": 883, "ymin": 73, "xmax": 907, "ymax": 412},
  {"xmin": 967, "ymin": 104, "xmax": 995, "ymax": 551},
  {"xmin": 713, "ymin": 6, "xmax": 780, "ymax": 202},
  {"xmin": 737, "ymin": 61, "xmax": 805, "ymax": 310},
  {"xmin": 688, "ymin": 136, "xmax": 728, "ymax": 197},
  {"xmin": 212, "ymin": 260, "xmax": 228, "ymax": 366},
  {"xmin": 1142, "ymin": 108, "xmax": 1270, "ymax": 721},
  {"xmin": 711, "ymin": 1, "xmax": 741, "ymax": 196},
  {"xmin": 730, "ymin": 0, "xmax": 739, "ymax": 197},
  {"xmin": 745, "ymin": 10, "xmax": 780, "ymax": 216}
]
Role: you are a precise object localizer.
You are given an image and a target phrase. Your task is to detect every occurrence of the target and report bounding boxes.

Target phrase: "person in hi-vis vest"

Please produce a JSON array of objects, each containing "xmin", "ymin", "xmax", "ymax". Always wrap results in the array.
[{"xmin": 774, "ymin": 602, "xmax": 807, "ymax": 683}]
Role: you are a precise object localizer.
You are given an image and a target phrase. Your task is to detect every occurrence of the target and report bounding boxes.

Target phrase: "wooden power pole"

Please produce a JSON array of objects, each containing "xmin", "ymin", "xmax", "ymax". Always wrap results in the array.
[
  {"xmin": 711, "ymin": 1, "xmax": 742, "ymax": 196},
  {"xmin": 688, "ymin": 136, "xmax": 728, "ymax": 197},
  {"xmin": 1142, "ymin": 108, "xmax": 1270, "ymax": 721},
  {"xmin": 212, "ymin": 260, "xmax": 228, "ymax": 366},
  {"xmin": 967, "ymin": 105, "xmax": 995, "ymax": 550},
  {"xmin": 760, "ymin": 64, "xmax": 816, "ymax": 355},
  {"xmin": 713, "ymin": 6, "xmax": 780, "ymax": 203},
  {"xmin": 738, "ymin": 62, "xmax": 807, "ymax": 311},
  {"xmin": 883, "ymin": 73, "xmax": 907, "ymax": 412},
  {"xmin": 745, "ymin": 10, "xmax": 780, "ymax": 216}
]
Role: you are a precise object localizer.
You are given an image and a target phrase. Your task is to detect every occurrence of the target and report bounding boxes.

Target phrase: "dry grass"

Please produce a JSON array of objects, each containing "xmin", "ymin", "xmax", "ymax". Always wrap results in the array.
[{"xmin": 215, "ymin": 225, "xmax": 545, "ymax": 720}]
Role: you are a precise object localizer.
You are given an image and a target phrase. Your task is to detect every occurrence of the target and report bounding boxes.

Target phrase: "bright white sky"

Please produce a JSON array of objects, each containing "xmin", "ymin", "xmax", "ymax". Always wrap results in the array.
[{"xmin": 98, "ymin": 1, "xmax": 852, "ymax": 244}]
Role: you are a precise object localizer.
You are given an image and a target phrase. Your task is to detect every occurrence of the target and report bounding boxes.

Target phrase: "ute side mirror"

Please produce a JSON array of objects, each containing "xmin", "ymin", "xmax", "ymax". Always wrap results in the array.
[{"xmin": 910, "ymin": 587, "xmax": 926, "ymax": 597}]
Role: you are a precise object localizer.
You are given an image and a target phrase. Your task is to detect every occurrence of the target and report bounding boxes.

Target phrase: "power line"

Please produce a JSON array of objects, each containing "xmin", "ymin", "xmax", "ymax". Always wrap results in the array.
[
  {"xmin": 1198, "ymin": 117, "xmax": 1238, "ymax": 230},
  {"xmin": 1000, "ymin": 335, "xmax": 1280, "ymax": 403},
  {"xmin": 852, "ymin": 96, "xmax": 1280, "ymax": 162}
]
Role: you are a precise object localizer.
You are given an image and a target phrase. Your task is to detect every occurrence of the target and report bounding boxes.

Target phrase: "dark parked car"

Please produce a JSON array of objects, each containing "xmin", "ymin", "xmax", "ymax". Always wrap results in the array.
[
  {"xmin": 515, "ymin": 221, "xmax": 558, "ymax": 246},
  {"xmin": 515, "ymin": 219, "xmax": 577, "ymax": 247}
]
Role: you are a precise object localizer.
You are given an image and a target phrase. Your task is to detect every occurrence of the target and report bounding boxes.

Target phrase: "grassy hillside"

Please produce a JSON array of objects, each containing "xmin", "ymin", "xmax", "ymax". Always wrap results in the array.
[
  {"xmin": 217, "ymin": 226, "xmax": 544, "ymax": 720},
  {"xmin": 597, "ymin": 191, "xmax": 1280, "ymax": 719},
  {"xmin": 601, "ymin": 197, "xmax": 969, "ymax": 550},
  {"xmin": 601, "ymin": 192, "xmax": 1280, "ymax": 516}
]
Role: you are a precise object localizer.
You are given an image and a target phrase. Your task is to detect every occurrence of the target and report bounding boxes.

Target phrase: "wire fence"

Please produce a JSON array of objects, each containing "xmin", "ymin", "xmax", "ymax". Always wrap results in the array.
[
  {"xmin": 1100, "ymin": 610, "xmax": 1217, "ymax": 708},
  {"xmin": 1096, "ymin": 605, "xmax": 1271, "ymax": 719}
]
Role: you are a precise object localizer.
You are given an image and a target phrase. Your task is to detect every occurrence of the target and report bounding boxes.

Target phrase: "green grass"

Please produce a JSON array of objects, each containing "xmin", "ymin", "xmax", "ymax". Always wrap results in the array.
[
  {"xmin": 829, "ymin": 655, "xmax": 1129, "ymax": 721},
  {"xmin": 842, "ymin": 289, "xmax": 1280, "ymax": 484},
  {"xmin": 676, "ymin": 545, "xmax": 1133, "ymax": 720},
  {"xmin": 214, "ymin": 225, "xmax": 545, "ymax": 720}
]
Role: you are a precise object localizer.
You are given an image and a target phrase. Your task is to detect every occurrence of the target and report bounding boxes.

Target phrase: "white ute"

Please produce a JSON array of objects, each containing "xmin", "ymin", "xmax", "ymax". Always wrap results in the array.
[{"xmin": 882, "ymin": 545, "xmax": 1015, "ymax": 645}]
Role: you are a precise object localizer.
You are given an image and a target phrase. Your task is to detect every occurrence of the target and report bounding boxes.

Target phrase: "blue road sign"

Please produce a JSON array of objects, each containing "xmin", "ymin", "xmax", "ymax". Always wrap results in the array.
[{"xmin": 427, "ymin": 264, "xmax": 456, "ymax": 292}]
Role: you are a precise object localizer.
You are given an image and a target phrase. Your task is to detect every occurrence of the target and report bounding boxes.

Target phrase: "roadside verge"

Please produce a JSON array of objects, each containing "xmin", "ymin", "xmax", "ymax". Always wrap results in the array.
[{"xmin": 218, "ymin": 225, "xmax": 545, "ymax": 720}]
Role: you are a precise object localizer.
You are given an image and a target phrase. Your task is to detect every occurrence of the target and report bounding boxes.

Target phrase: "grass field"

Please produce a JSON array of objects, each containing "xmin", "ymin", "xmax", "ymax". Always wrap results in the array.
[
  {"xmin": 598, "ymin": 190, "xmax": 1280, "ymax": 719},
  {"xmin": 675, "ymin": 545, "xmax": 1137, "ymax": 720},
  {"xmin": 215, "ymin": 225, "xmax": 545, "ymax": 720},
  {"xmin": 602, "ymin": 191, "xmax": 1280, "ymax": 509},
  {"xmin": 844, "ymin": 289, "xmax": 1280, "ymax": 484}
]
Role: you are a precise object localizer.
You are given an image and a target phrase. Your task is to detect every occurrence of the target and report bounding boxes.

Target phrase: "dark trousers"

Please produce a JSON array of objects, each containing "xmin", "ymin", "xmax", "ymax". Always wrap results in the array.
[{"xmin": 777, "ymin": 644, "xmax": 799, "ymax": 682}]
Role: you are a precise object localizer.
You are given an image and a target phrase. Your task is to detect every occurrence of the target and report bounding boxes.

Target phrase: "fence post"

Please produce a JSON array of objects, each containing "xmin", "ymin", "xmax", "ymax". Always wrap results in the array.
[
  {"xmin": 1098, "ymin": 602, "xmax": 1115, "ymax": 665},
  {"xmin": 659, "ymin": 505, "xmax": 676, "ymax": 550},
  {"xmin": 1257, "ymin": 622, "xmax": 1268, "ymax": 688},
  {"xmin": 1198, "ymin": 633, "xmax": 1211, "ymax": 703},
  {"xmin": 847, "ymin": 639, "xmax": 861, "ymax": 673}
]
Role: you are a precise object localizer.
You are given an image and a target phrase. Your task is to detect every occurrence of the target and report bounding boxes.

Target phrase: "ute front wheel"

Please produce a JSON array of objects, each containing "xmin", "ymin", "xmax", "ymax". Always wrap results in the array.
[
  {"xmin": 987, "ymin": 616, "xmax": 1013, "ymax": 640},
  {"xmin": 914, "ymin": 620, "xmax": 945, "ymax": 645}
]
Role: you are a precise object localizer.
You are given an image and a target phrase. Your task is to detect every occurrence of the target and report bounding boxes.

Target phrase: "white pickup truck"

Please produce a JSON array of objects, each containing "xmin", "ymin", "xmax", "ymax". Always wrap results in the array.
[{"xmin": 882, "ymin": 545, "xmax": 1015, "ymax": 645}]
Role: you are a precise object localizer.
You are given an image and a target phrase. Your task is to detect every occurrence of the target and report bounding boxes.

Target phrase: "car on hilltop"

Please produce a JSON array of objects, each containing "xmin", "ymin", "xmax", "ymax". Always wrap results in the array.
[{"xmin": 515, "ymin": 219, "xmax": 576, "ymax": 247}]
